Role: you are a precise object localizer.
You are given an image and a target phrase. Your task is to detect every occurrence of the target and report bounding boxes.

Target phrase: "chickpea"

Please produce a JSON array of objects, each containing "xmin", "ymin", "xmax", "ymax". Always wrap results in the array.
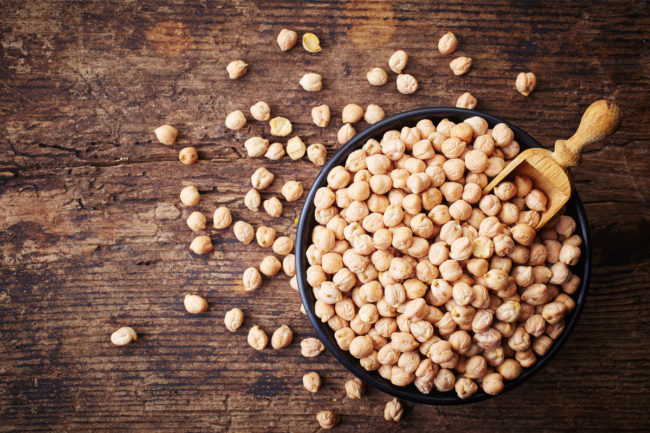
[
  {"xmin": 307, "ymin": 143, "xmax": 327, "ymax": 166},
  {"xmin": 302, "ymin": 371, "xmax": 321, "ymax": 393},
  {"xmin": 349, "ymin": 335, "xmax": 374, "ymax": 359},
  {"xmin": 301, "ymin": 337, "xmax": 325, "ymax": 358},
  {"xmin": 247, "ymin": 325, "xmax": 268, "ymax": 351},
  {"xmin": 277, "ymin": 28, "xmax": 298, "ymax": 51},
  {"xmin": 440, "ymin": 182, "xmax": 464, "ymax": 202},
  {"xmin": 310, "ymin": 104, "xmax": 331, "ymax": 128},
  {"xmin": 367, "ymin": 67, "xmax": 389, "ymax": 85},
  {"xmin": 340, "ymin": 104, "xmax": 363, "ymax": 124},
  {"xmin": 511, "ymin": 223, "xmax": 536, "ymax": 246},
  {"xmin": 243, "ymin": 188, "xmax": 261, "ymax": 211},
  {"xmin": 559, "ymin": 243, "xmax": 581, "ymax": 266},
  {"xmin": 388, "ymin": 50, "xmax": 408, "ymax": 73},
  {"xmin": 223, "ymin": 308, "xmax": 244, "ymax": 332},
  {"xmin": 226, "ymin": 60, "xmax": 247, "ymax": 79},
  {"xmin": 562, "ymin": 274, "xmax": 581, "ymax": 295},
  {"xmin": 280, "ymin": 180, "xmax": 303, "ymax": 202},
  {"xmin": 516, "ymin": 72, "xmax": 537, "ymax": 96},
  {"xmin": 183, "ymin": 211, "xmax": 205, "ymax": 232},
  {"xmin": 271, "ymin": 324, "xmax": 293, "ymax": 349},
  {"xmin": 364, "ymin": 104, "xmax": 386, "ymax": 124},
  {"xmin": 255, "ymin": 226, "xmax": 276, "ymax": 248},
  {"xmin": 396, "ymin": 74, "xmax": 418, "ymax": 94},
  {"xmin": 438, "ymin": 31, "xmax": 458, "ymax": 54},
  {"xmin": 179, "ymin": 146, "xmax": 198, "ymax": 165},
  {"xmin": 384, "ymin": 398, "xmax": 404, "ymax": 422},
  {"xmin": 111, "ymin": 326, "xmax": 137, "ymax": 346},
  {"xmin": 153, "ymin": 124, "xmax": 178, "ymax": 146},
  {"xmin": 262, "ymin": 142, "xmax": 284, "ymax": 160},
  {"xmin": 316, "ymin": 410, "xmax": 338, "ymax": 430},
  {"xmin": 183, "ymin": 293, "xmax": 208, "ymax": 314},
  {"xmin": 244, "ymin": 136, "xmax": 269, "ymax": 157},
  {"xmin": 338, "ymin": 123, "xmax": 356, "ymax": 145},
  {"xmin": 251, "ymin": 167, "xmax": 274, "ymax": 189},
  {"xmin": 450, "ymin": 56, "xmax": 472, "ymax": 75},
  {"xmin": 525, "ymin": 189, "xmax": 548, "ymax": 212},
  {"xmin": 225, "ymin": 110, "xmax": 246, "ymax": 130},
  {"xmin": 189, "ymin": 235, "xmax": 212, "ymax": 255},
  {"xmin": 456, "ymin": 92, "xmax": 478, "ymax": 110},
  {"xmin": 299, "ymin": 72, "xmax": 323, "ymax": 92},
  {"xmin": 179, "ymin": 185, "xmax": 201, "ymax": 206}
]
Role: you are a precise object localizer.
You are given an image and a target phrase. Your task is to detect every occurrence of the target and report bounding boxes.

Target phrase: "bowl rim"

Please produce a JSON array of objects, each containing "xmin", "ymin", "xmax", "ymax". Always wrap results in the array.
[{"xmin": 296, "ymin": 107, "xmax": 591, "ymax": 405}]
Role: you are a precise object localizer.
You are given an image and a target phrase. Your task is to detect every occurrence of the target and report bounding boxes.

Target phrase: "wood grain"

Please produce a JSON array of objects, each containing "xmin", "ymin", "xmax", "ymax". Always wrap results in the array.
[{"xmin": 1, "ymin": 0, "xmax": 648, "ymax": 432}]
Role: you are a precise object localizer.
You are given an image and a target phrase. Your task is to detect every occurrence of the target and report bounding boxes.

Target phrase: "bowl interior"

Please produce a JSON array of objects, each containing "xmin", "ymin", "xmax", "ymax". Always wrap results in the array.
[{"xmin": 296, "ymin": 107, "xmax": 591, "ymax": 405}]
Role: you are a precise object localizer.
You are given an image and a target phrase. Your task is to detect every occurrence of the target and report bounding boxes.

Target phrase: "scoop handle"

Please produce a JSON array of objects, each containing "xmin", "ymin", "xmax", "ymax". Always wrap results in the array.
[{"xmin": 552, "ymin": 100, "xmax": 622, "ymax": 168}]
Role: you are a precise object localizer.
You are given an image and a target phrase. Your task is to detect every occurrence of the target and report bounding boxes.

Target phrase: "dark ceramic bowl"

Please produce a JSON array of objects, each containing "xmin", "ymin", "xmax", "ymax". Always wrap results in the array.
[{"xmin": 296, "ymin": 107, "xmax": 590, "ymax": 405}]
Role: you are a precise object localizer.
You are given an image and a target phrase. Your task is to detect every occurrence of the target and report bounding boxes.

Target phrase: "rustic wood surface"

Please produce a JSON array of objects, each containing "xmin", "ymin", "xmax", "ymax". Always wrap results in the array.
[{"xmin": 1, "ymin": 0, "xmax": 648, "ymax": 431}]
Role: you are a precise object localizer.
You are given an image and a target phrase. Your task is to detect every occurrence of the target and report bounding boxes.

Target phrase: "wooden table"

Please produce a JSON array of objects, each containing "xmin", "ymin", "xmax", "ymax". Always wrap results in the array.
[{"xmin": 1, "ymin": 1, "xmax": 648, "ymax": 431}]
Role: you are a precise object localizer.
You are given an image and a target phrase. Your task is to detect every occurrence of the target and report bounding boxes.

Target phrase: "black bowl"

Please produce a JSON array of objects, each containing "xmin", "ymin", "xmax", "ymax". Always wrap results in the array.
[{"xmin": 296, "ymin": 107, "xmax": 591, "ymax": 405}]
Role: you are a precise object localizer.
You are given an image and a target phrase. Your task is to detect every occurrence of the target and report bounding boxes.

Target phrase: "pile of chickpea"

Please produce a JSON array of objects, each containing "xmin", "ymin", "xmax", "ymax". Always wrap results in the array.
[{"xmin": 304, "ymin": 116, "xmax": 582, "ymax": 399}]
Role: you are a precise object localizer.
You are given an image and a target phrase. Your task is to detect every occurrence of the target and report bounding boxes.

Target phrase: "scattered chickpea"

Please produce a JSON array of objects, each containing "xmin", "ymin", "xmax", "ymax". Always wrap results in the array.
[
  {"xmin": 226, "ymin": 60, "xmax": 248, "ymax": 79},
  {"xmin": 303, "ymin": 372, "xmax": 321, "ymax": 393},
  {"xmin": 247, "ymin": 325, "xmax": 268, "ymax": 350},
  {"xmin": 438, "ymin": 31, "xmax": 458, "ymax": 55},
  {"xmin": 225, "ymin": 110, "xmax": 247, "ymax": 130},
  {"xmin": 281, "ymin": 180, "xmax": 304, "ymax": 201},
  {"xmin": 277, "ymin": 28, "xmax": 298, "ymax": 51},
  {"xmin": 256, "ymin": 225, "xmax": 276, "ymax": 247},
  {"xmin": 186, "ymin": 211, "xmax": 206, "ymax": 232},
  {"xmin": 260, "ymin": 255, "xmax": 282, "ymax": 276},
  {"xmin": 179, "ymin": 147, "xmax": 198, "ymax": 165},
  {"xmin": 154, "ymin": 124, "xmax": 178, "ymax": 145},
  {"xmin": 180, "ymin": 185, "xmax": 200, "ymax": 206},
  {"xmin": 271, "ymin": 324, "xmax": 293, "ymax": 349},
  {"xmin": 263, "ymin": 197, "xmax": 283, "ymax": 217},
  {"xmin": 367, "ymin": 67, "xmax": 388, "ymax": 86},
  {"xmin": 269, "ymin": 117, "xmax": 292, "ymax": 137},
  {"xmin": 316, "ymin": 410, "xmax": 339, "ymax": 429},
  {"xmin": 251, "ymin": 167, "xmax": 274, "ymax": 189},
  {"xmin": 244, "ymin": 136, "xmax": 269, "ymax": 157},
  {"xmin": 364, "ymin": 104, "xmax": 385, "ymax": 124},
  {"xmin": 244, "ymin": 189, "xmax": 261, "ymax": 211},
  {"xmin": 242, "ymin": 267, "xmax": 262, "ymax": 292},
  {"xmin": 301, "ymin": 337, "xmax": 325, "ymax": 357},
  {"xmin": 286, "ymin": 136, "xmax": 306, "ymax": 160},
  {"xmin": 396, "ymin": 74, "xmax": 418, "ymax": 94},
  {"xmin": 265, "ymin": 142, "xmax": 285, "ymax": 160},
  {"xmin": 338, "ymin": 123, "xmax": 356, "ymax": 145},
  {"xmin": 273, "ymin": 236, "xmax": 294, "ymax": 256},
  {"xmin": 299, "ymin": 73, "xmax": 323, "ymax": 92},
  {"xmin": 189, "ymin": 235, "xmax": 212, "ymax": 255},
  {"xmin": 302, "ymin": 32, "xmax": 321, "ymax": 53},
  {"xmin": 213, "ymin": 206, "xmax": 232, "ymax": 229},
  {"xmin": 516, "ymin": 72, "xmax": 537, "ymax": 96},
  {"xmin": 312, "ymin": 104, "xmax": 331, "ymax": 127},
  {"xmin": 307, "ymin": 143, "xmax": 327, "ymax": 165},
  {"xmin": 450, "ymin": 56, "xmax": 472, "ymax": 76},
  {"xmin": 111, "ymin": 326, "xmax": 137, "ymax": 346},
  {"xmin": 184, "ymin": 294, "xmax": 208, "ymax": 314},
  {"xmin": 384, "ymin": 398, "xmax": 404, "ymax": 422},
  {"xmin": 456, "ymin": 92, "xmax": 478, "ymax": 109},
  {"xmin": 388, "ymin": 50, "xmax": 408, "ymax": 73},
  {"xmin": 345, "ymin": 378, "xmax": 365, "ymax": 399},
  {"xmin": 224, "ymin": 308, "xmax": 244, "ymax": 332},
  {"xmin": 342, "ymin": 104, "xmax": 364, "ymax": 124}
]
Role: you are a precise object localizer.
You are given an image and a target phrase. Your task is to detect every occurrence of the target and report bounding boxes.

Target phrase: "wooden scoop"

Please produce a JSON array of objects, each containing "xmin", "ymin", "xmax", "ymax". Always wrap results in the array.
[{"xmin": 483, "ymin": 100, "xmax": 622, "ymax": 230}]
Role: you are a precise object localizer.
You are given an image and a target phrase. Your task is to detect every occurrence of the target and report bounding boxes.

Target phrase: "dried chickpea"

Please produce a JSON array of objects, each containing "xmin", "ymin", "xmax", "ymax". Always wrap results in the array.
[
  {"xmin": 438, "ymin": 31, "xmax": 458, "ymax": 54},
  {"xmin": 269, "ymin": 117, "xmax": 292, "ymax": 137},
  {"xmin": 299, "ymin": 73, "xmax": 323, "ymax": 92},
  {"xmin": 226, "ymin": 60, "xmax": 247, "ymax": 79},
  {"xmin": 265, "ymin": 142, "xmax": 285, "ymax": 160},
  {"xmin": 186, "ymin": 211, "xmax": 206, "ymax": 231},
  {"xmin": 273, "ymin": 236, "xmax": 294, "ymax": 256},
  {"xmin": 213, "ymin": 206, "xmax": 232, "ymax": 229},
  {"xmin": 277, "ymin": 28, "xmax": 298, "ymax": 51},
  {"xmin": 481, "ymin": 372, "xmax": 504, "ymax": 395},
  {"xmin": 312, "ymin": 104, "xmax": 331, "ymax": 128},
  {"xmin": 338, "ymin": 123, "xmax": 356, "ymax": 145},
  {"xmin": 345, "ymin": 378, "xmax": 365, "ymax": 399},
  {"xmin": 384, "ymin": 398, "xmax": 404, "ymax": 422},
  {"xmin": 247, "ymin": 325, "xmax": 268, "ymax": 350},
  {"xmin": 365, "ymin": 104, "xmax": 385, "ymax": 124},
  {"xmin": 316, "ymin": 410, "xmax": 339, "ymax": 429},
  {"xmin": 342, "ymin": 104, "xmax": 364, "ymax": 123},
  {"xmin": 244, "ymin": 189, "xmax": 261, "ymax": 211},
  {"xmin": 367, "ymin": 67, "xmax": 388, "ymax": 86},
  {"xmin": 281, "ymin": 180, "xmax": 303, "ymax": 202},
  {"xmin": 242, "ymin": 267, "xmax": 262, "ymax": 292},
  {"xmin": 260, "ymin": 255, "xmax": 282, "ymax": 276},
  {"xmin": 154, "ymin": 124, "xmax": 178, "ymax": 145},
  {"xmin": 307, "ymin": 143, "xmax": 327, "ymax": 165},
  {"xmin": 301, "ymin": 337, "xmax": 325, "ymax": 357},
  {"xmin": 180, "ymin": 185, "xmax": 200, "ymax": 206},
  {"xmin": 256, "ymin": 225, "xmax": 276, "ymax": 248},
  {"xmin": 396, "ymin": 74, "xmax": 418, "ymax": 94},
  {"xmin": 190, "ymin": 235, "xmax": 212, "ymax": 255},
  {"xmin": 450, "ymin": 56, "xmax": 472, "ymax": 75},
  {"xmin": 184, "ymin": 294, "xmax": 208, "ymax": 314},
  {"xmin": 244, "ymin": 136, "xmax": 269, "ymax": 157},
  {"xmin": 491, "ymin": 123, "xmax": 514, "ymax": 147},
  {"xmin": 179, "ymin": 147, "xmax": 198, "ymax": 165},
  {"xmin": 456, "ymin": 92, "xmax": 478, "ymax": 109},
  {"xmin": 516, "ymin": 72, "xmax": 537, "ymax": 96},
  {"xmin": 526, "ymin": 189, "xmax": 548, "ymax": 212},
  {"xmin": 388, "ymin": 50, "xmax": 408, "ymax": 73},
  {"xmin": 225, "ymin": 110, "xmax": 246, "ymax": 130},
  {"xmin": 111, "ymin": 326, "xmax": 137, "ymax": 346},
  {"xmin": 271, "ymin": 324, "xmax": 293, "ymax": 349},
  {"xmin": 303, "ymin": 372, "xmax": 321, "ymax": 393},
  {"xmin": 224, "ymin": 308, "xmax": 244, "ymax": 332},
  {"xmin": 251, "ymin": 167, "xmax": 274, "ymax": 189}
]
